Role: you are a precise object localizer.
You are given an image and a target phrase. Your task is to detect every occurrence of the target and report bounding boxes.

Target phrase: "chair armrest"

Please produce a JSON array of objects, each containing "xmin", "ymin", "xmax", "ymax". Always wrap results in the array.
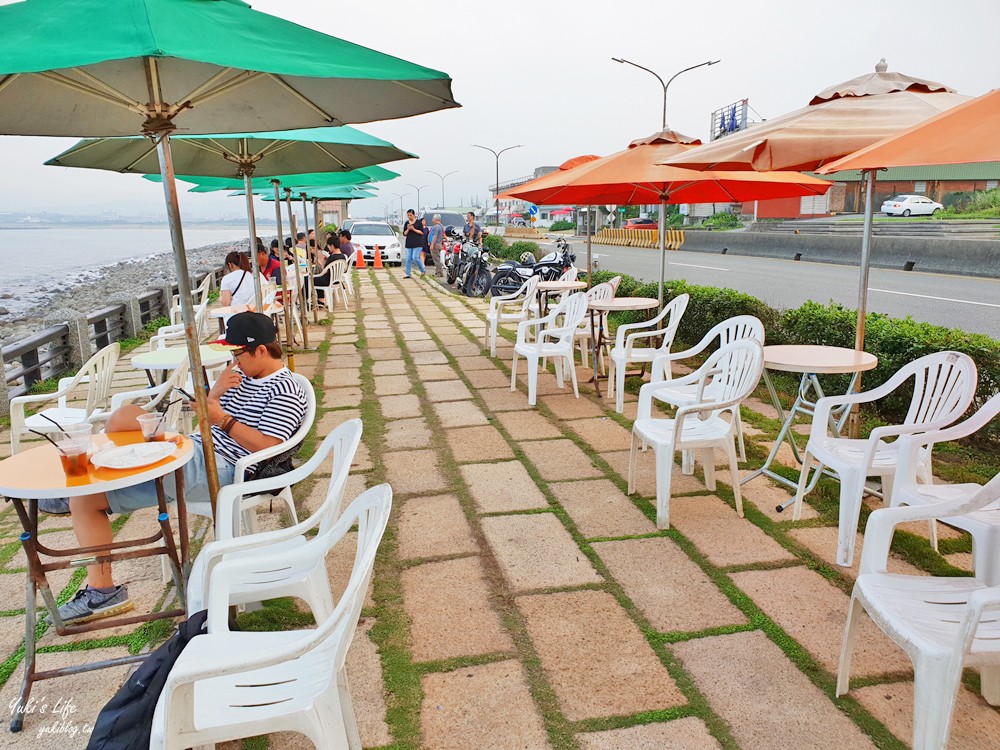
[
  {"xmin": 637, "ymin": 368, "xmax": 718, "ymax": 419},
  {"xmin": 111, "ymin": 382, "xmax": 168, "ymax": 411},
  {"xmin": 232, "ymin": 439, "xmax": 301, "ymax": 485}
]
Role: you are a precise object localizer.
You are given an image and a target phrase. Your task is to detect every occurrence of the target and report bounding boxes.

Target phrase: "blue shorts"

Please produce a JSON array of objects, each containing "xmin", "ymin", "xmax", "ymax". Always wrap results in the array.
[{"xmin": 105, "ymin": 446, "xmax": 236, "ymax": 514}]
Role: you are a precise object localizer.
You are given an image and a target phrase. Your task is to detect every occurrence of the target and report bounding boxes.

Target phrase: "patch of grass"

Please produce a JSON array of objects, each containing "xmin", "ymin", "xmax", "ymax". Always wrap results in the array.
[
  {"xmin": 29, "ymin": 376, "xmax": 62, "ymax": 394},
  {"xmin": 236, "ymin": 598, "xmax": 316, "ymax": 631}
]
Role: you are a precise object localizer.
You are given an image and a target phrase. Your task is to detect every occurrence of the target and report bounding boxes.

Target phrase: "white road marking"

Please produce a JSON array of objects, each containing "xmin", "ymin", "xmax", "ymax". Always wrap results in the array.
[
  {"xmin": 669, "ymin": 261, "xmax": 729, "ymax": 272},
  {"xmin": 870, "ymin": 288, "xmax": 1000, "ymax": 309}
]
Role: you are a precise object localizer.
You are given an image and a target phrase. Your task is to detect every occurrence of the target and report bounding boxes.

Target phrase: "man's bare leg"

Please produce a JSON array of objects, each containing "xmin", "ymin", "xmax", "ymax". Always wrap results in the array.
[{"xmin": 69, "ymin": 493, "xmax": 114, "ymax": 588}]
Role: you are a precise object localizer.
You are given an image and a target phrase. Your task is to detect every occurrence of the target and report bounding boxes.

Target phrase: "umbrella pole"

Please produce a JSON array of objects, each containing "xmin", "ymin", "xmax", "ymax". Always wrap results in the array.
[
  {"xmin": 285, "ymin": 189, "xmax": 309, "ymax": 349},
  {"xmin": 156, "ymin": 133, "xmax": 221, "ymax": 515},
  {"xmin": 273, "ymin": 179, "xmax": 295, "ymax": 369},
  {"xmin": 586, "ymin": 205, "xmax": 593, "ymax": 289},
  {"xmin": 300, "ymin": 195, "xmax": 319, "ymax": 324},
  {"xmin": 848, "ymin": 168, "xmax": 877, "ymax": 438},
  {"xmin": 242, "ymin": 170, "xmax": 264, "ymax": 312},
  {"xmin": 657, "ymin": 195, "xmax": 667, "ymax": 308}
]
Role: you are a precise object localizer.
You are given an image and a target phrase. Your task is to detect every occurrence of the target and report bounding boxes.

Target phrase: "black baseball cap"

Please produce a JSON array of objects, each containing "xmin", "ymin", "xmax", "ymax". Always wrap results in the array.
[{"xmin": 211, "ymin": 312, "xmax": 277, "ymax": 351}]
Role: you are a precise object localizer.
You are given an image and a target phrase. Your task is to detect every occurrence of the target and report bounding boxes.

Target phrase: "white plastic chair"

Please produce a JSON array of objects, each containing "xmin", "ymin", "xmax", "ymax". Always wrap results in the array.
[
  {"xmin": 170, "ymin": 274, "xmax": 212, "ymax": 326},
  {"xmin": 574, "ymin": 282, "xmax": 615, "ymax": 371},
  {"xmin": 150, "ymin": 484, "xmax": 392, "ymax": 750},
  {"xmin": 274, "ymin": 263, "xmax": 304, "ymax": 345},
  {"xmin": 889, "ymin": 393, "xmax": 1000, "ymax": 584},
  {"xmin": 186, "ymin": 418, "xmax": 363, "ymax": 615},
  {"xmin": 607, "ymin": 293, "xmax": 690, "ymax": 415},
  {"xmin": 629, "ymin": 339, "xmax": 764, "ymax": 529},
  {"xmin": 314, "ymin": 259, "xmax": 350, "ymax": 313},
  {"xmin": 150, "ymin": 304, "xmax": 209, "ymax": 350},
  {"xmin": 793, "ymin": 351, "xmax": 977, "ymax": 567},
  {"xmin": 837, "ymin": 472, "xmax": 1000, "ymax": 750},
  {"xmin": 186, "ymin": 372, "xmax": 317, "ymax": 534},
  {"xmin": 101, "ymin": 359, "xmax": 190, "ymax": 433},
  {"xmin": 559, "ymin": 266, "xmax": 579, "ymax": 283},
  {"xmin": 646, "ymin": 314, "xmax": 764, "ymax": 463},
  {"xmin": 484, "ymin": 275, "xmax": 539, "ymax": 357},
  {"xmin": 9, "ymin": 342, "xmax": 120, "ymax": 454},
  {"xmin": 510, "ymin": 292, "xmax": 589, "ymax": 407}
]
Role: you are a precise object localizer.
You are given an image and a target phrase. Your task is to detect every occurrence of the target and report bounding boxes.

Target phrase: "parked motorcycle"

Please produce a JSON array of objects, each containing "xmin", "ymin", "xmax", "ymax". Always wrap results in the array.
[
  {"xmin": 444, "ymin": 227, "xmax": 492, "ymax": 298},
  {"xmin": 489, "ymin": 236, "xmax": 577, "ymax": 297}
]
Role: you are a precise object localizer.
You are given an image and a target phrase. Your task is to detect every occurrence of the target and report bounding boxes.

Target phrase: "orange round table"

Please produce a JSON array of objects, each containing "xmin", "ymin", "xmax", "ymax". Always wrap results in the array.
[{"xmin": 0, "ymin": 430, "xmax": 195, "ymax": 732}]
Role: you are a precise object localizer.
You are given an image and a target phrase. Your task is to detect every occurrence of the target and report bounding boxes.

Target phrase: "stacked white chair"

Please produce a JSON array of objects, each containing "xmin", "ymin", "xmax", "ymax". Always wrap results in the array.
[
  {"xmin": 607, "ymin": 293, "xmax": 690, "ymax": 414},
  {"xmin": 151, "ymin": 483, "xmax": 392, "ymax": 750},
  {"xmin": 511, "ymin": 292, "xmax": 589, "ymax": 407},
  {"xmin": 838, "ymin": 468, "xmax": 1000, "ymax": 750},
  {"xmin": 9, "ymin": 342, "xmax": 120, "ymax": 454},
  {"xmin": 170, "ymin": 273, "xmax": 212, "ymax": 326},
  {"xmin": 314, "ymin": 258, "xmax": 350, "ymax": 313},
  {"xmin": 150, "ymin": 304, "xmax": 209, "ymax": 350},
  {"xmin": 629, "ymin": 339, "xmax": 764, "ymax": 529},
  {"xmin": 792, "ymin": 351, "xmax": 977, "ymax": 567},
  {"xmin": 574, "ymin": 281, "xmax": 615, "ymax": 371},
  {"xmin": 888, "ymin": 393, "xmax": 1000, "ymax": 584},
  {"xmin": 646, "ymin": 315, "xmax": 764, "ymax": 464},
  {"xmin": 484, "ymin": 275, "xmax": 539, "ymax": 357}
]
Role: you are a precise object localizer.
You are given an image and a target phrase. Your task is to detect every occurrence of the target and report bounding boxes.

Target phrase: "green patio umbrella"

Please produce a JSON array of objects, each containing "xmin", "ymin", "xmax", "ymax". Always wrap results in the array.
[
  {"xmin": 0, "ymin": 0, "xmax": 458, "ymax": 530},
  {"xmin": 46, "ymin": 126, "xmax": 415, "ymax": 310},
  {"xmin": 153, "ymin": 165, "xmax": 401, "ymax": 192}
]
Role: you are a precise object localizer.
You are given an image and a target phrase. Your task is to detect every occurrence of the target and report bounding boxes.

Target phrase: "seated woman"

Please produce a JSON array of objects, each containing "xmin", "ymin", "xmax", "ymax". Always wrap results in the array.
[
  {"xmin": 219, "ymin": 251, "xmax": 257, "ymax": 309},
  {"xmin": 312, "ymin": 234, "xmax": 349, "ymax": 302},
  {"xmin": 54, "ymin": 313, "xmax": 309, "ymax": 625}
]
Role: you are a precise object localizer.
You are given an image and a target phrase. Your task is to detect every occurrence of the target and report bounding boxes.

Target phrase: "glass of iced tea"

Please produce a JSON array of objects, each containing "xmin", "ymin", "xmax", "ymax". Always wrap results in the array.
[
  {"xmin": 136, "ymin": 413, "xmax": 167, "ymax": 442},
  {"xmin": 57, "ymin": 438, "xmax": 91, "ymax": 477}
]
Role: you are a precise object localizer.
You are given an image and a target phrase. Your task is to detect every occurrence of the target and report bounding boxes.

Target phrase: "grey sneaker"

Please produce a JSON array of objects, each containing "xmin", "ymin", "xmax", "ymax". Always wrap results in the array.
[
  {"xmin": 38, "ymin": 497, "xmax": 71, "ymax": 515},
  {"xmin": 49, "ymin": 585, "xmax": 133, "ymax": 625}
]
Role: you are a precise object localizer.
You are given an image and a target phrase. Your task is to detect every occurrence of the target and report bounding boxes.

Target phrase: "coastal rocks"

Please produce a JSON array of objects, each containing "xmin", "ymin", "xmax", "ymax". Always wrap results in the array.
[{"xmin": 0, "ymin": 308, "xmax": 8, "ymax": 315}]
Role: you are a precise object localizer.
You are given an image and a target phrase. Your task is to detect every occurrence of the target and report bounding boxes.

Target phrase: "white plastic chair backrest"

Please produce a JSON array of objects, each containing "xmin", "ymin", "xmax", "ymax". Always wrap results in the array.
[
  {"xmin": 232, "ymin": 372, "xmax": 317, "ymax": 483},
  {"xmin": 197, "ymin": 275, "xmax": 212, "ymax": 307},
  {"xmin": 559, "ymin": 266, "xmax": 579, "ymax": 283},
  {"xmin": 713, "ymin": 315, "xmax": 766, "ymax": 348},
  {"xmin": 896, "ymin": 351, "xmax": 977, "ymax": 428},
  {"xmin": 518, "ymin": 274, "xmax": 540, "ymax": 314},
  {"xmin": 318, "ymin": 418, "xmax": 363, "ymax": 533},
  {"xmin": 82, "ymin": 342, "xmax": 121, "ymax": 416},
  {"xmin": 654, "ymin": 293, "xmax": 690, "ymax": 348},
  {"xmin": 550, "ymin": 292, "xmax": 589, "ymax": 346},
  {"xmin": 682, "ymin": 340, "xmax": 763, "ymax": 421},
  {"xmin": 160, "ymin": 360, "xmax": 190, "ymax": 431},
  {"xmin": 328, "ymin": 259, "xmax": 348, "ymax": 286},
  {"xmin": 206, "ymin": 484, "xmax": 392, "ymax": 679},
  {"xmin": 586, "ymin": 282, "xmax": 614, "ymax": 304},
  {"xmin": 608, "ymin": 276, "xmax": 622, "ymax": 296}
]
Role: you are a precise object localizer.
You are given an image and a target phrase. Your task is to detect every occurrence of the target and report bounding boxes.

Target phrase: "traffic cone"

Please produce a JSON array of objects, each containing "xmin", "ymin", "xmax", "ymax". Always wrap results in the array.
[
  {"xmin": 355, "ymin": 246, "xmax": 366, "ymax": 268},
  {"xmin": 372, "ymin": 244, "xmax": 384, "ymax": 269}
]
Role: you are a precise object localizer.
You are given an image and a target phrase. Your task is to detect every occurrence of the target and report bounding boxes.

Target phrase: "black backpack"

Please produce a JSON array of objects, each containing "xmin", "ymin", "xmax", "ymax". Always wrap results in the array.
[{"xmin": 86, "ymin": 610, "xmax": 208, "ymax": 750}]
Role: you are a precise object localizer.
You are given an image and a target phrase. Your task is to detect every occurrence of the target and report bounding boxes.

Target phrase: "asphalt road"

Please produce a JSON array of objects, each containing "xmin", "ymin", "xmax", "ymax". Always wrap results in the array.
[{"xmin": 546, "ymin": 240, "xmax": 1000, "ymax": 339}]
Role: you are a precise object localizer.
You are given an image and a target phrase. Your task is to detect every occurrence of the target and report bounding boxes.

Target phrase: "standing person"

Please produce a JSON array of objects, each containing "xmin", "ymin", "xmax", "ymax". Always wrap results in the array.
[
  {"xmin": 51, "ymin": 313, "xmax": 308, "ymax": 624},
  {"xmin": 220, "ymin": 251, "xmax": 256, "ymax": 308},
  {"xmin": 402, "ymin": 209, "xmax": 426, "ymax": 279},
  {"xmin": 463, "ymin": 212, "xmax": 482, "ymax": 244},
  {"xmin": 427, "ymin": 214, "xmax": 445, "ymax": 277}
]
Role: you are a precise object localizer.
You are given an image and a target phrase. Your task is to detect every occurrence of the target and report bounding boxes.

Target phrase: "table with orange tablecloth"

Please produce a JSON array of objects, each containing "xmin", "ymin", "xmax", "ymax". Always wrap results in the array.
[{"xmin": 0, "ymin": 430, "xmax": 194, "ymax": 732}]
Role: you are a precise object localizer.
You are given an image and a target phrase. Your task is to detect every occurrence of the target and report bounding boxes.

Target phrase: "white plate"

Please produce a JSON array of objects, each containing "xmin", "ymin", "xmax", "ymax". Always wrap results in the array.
[{"xmin": 90, "ymin": 442, "xmax": 177, "ymax": 470}]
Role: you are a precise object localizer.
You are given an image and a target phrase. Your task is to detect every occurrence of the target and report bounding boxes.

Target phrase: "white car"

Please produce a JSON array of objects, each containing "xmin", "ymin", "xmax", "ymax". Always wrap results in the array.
[
  {"xmin": 880, "ymin": 194, "xmax": 944, "ymax": 217},
  {"xmin": 350, "ymin": 222, "xmax": 402, "ymax": 265}
]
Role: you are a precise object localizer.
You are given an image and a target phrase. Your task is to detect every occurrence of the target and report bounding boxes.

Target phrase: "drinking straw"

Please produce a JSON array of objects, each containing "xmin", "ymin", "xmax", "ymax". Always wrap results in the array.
[
  {"xmin": 37, "ymin": 413, "xmax": 67, "ymax": 432},
  {"xmin": 28, "ymin": 429, "xmax": 67, "ymax": 454}
]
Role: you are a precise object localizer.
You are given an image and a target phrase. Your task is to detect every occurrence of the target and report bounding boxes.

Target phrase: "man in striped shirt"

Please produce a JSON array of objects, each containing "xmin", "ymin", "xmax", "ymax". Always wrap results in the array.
[{"xmin": 56, "ymin": 313, "xmax": 308, "ymax": 625}]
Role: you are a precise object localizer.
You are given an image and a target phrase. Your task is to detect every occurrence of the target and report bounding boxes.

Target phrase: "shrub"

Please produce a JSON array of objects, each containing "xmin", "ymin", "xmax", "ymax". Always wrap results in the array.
[
  {"xmin": 483, "ymin": 234, "xmax": 507, "ymax": 255},
  {"xmin": 495, "ymin": 240, "xmax": 540, "ymax": 262},
  {"xmin": 700, "ymin": 212, "xmax": 742, "ymax": 230},
  {"xmin": 548, "ymin": 220, "xmax": 575, "ymax": 231}
]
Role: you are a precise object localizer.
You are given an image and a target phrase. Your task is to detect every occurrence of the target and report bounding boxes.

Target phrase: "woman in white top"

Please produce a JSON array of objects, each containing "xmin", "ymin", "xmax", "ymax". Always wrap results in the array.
[{"xmin": 220, "ymin": 251, "xmax": 257, "ymax": 309}]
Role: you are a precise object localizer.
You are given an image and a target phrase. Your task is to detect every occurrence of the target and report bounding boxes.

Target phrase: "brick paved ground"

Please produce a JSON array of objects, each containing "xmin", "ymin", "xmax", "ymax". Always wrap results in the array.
[{"xmin": 0, "ymin": 267, "xmax": 996, "ymax": 749}]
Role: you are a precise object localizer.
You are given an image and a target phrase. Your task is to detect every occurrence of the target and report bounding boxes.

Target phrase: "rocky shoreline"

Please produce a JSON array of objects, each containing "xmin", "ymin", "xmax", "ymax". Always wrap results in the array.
[{"xmin": 1, "ymin": 237, "xmax": 256, "ymax": 349}]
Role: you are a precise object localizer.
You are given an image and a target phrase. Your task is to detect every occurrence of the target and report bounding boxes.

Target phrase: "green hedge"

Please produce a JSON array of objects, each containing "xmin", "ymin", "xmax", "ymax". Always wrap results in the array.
[
  {"xmin": 483, "ymin": 234, "xmax": 506, "ymax": 255},
  {"xmin": 548, "ymin": 220, "xmax": 575, "ymax": 231},
  {"xmin": 590, "ymin": 270, "xmax": 1000, "ymax": 443}
]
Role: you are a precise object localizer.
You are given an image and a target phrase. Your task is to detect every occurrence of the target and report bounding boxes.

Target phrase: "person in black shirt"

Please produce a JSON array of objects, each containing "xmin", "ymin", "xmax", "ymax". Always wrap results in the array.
[{"xmin": 402, "ymin": 209, "xmax": 426, "ymax": 278}]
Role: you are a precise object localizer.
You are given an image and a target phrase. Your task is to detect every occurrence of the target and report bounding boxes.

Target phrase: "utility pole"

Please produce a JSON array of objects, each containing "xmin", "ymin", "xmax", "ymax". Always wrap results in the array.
[{"xmin": 472, "ymin": 144, "xmax": 523, "ymax": 227}]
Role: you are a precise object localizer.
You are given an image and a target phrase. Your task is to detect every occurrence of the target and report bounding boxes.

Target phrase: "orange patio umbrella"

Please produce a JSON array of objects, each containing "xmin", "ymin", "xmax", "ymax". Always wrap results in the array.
[
  {"xmin": 495, "ymin": 154, "xmax": 600, "ymax": 201},
  {"xmin": 662, "ymin": 60, "xmax": 971, "ymax": 353},
  {"xmin": 818, "ymin": 87, "xmax": 1000, "ymax": 172},
  {"xmin": 507, "ymin": 130, "xmax": 831, "ymax": 305}
]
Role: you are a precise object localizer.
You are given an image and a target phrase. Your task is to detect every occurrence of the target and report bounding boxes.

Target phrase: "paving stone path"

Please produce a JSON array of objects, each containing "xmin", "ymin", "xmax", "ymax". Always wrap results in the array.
[{"xmin": 0, "ymin": 267, "xmax": 997, "ymax": 749}]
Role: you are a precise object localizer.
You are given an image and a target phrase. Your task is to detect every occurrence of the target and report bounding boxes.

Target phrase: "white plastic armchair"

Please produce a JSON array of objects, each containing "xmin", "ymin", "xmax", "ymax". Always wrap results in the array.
[
  {"xmin": 151, "ymin": 484, "xmax": 392, "ymax": 750},
  {"xmin": 838, "ymin": 473, "xmax": 1000, "ymax": 750},
  {"xmin": 484, "ymin": 275, "xmax": 539, "ymax": 357},
  {"xmin": 510, "ymin": 292, "xmax": 589, "ymax": 406},
  {"xmin": 314, "ymin": 259, "xmax": 349, "ymax": 313},
  {"xmin": 186, "ymin": 418, "xmax": 363, "ymax": 616},
  {"xmin": 607, "ymin": 293, "xmax": 690, "ymax": 414},
  {"xmin": 150, "ymin": 304, "xmax": 208, "ymax": 350},
  {"xmin": 574, "ymin": 282, "xmax": 615, "ymax": 371},
  {"xmin": 9, "ymin": 342, "xmax": 120, "ymax": 454},
  {"xmin": 889, "ymin": 393, "xmax": 1000, "ymax": 584},
  {"xmin": 100, "ymin": 359, "xmax": 190, "ymax": 433},
  {"xmin": 647, "ymin": 315, "xmax": 764, "ymax": 462},
  {"xmin": 792, "ymin": 351, "xmax": 977, "ymax": 567},
  {"xmin": 170, "ymin": 273, "xmax": 212, "ymax": 325},
  {"xmin": 630, "ymin": 339, "xmax": 764, "ymax": 529},
  {"xmin": 185, "ymin": 372, "xmax": 317, "ymax": 533}
]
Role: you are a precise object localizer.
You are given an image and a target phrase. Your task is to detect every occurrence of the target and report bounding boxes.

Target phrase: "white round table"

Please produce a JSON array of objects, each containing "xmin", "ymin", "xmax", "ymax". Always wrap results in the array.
[
  {"xmin": 536, "ymin": 279, "xmax": 587, "ymax": 315},
  {"xmin": 132, "ymin": 345, "xmax": 231, "ymax": 386},
  {"xmin": 587, "ymin": 297, "xmax": 660, "ymax": 396}
]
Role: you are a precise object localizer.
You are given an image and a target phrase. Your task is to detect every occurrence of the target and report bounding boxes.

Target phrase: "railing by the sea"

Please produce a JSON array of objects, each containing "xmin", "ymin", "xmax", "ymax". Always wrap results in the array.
[{"xmin": 1, "ymin": 269, "xmax": 221, "ymax": 415}]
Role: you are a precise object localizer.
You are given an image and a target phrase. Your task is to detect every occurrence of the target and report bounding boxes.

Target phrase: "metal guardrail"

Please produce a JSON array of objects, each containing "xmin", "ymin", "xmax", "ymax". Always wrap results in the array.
[{"xmin": 1, "ymin": 325, "xmax": 72, "ymax": 398}]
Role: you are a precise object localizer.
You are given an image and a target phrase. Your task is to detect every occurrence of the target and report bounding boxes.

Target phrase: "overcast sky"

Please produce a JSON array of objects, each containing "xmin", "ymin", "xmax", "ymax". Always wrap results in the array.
[{"xmin": 1, "ymin": 0, "xmax": 998, "ymax": 221}]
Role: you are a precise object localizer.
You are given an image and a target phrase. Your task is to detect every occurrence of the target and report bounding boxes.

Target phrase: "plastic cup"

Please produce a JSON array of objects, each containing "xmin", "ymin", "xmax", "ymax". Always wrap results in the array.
[
  {"xmin": 57, "ymin": 438, "xmax": 90, "ymax": 477},
  {"xmin": 136, "ymin": 413, "xmax": 167, "ymax": 442},
  {"xmin": 62, "ymin": 423, "xmax": 92, "ymax": 441}
]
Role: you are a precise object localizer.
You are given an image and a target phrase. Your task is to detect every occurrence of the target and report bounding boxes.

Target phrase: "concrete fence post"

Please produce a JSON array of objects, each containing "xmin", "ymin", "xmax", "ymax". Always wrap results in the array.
[
  {"xmin": 108, "ymin": 292, "xmax": 142, "ymax": 338},
  {"xmin": 43, "ymin": 309, "xmax": 90, "ymax": 369}
]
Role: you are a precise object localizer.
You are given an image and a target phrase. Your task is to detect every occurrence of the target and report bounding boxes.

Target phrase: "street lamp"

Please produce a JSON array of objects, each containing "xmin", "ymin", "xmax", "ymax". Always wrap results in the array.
[
  {"xmin": 611, "ymin": 57, "xmax": 720, "ymax": 130},
  {"xmin": 472, "ymin": 143, "xmax": 523, "ymax": 228},
  {"xmin": 406, "ymin": 183, "xmax": 429, "ymax": 213},
  {"xmin": 390, "ymin": 191, "xmax": 410, "ymax": 224},
  {"xmin": 427, "ymin": 170, "xmax": 458, "ymax": 207}
]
